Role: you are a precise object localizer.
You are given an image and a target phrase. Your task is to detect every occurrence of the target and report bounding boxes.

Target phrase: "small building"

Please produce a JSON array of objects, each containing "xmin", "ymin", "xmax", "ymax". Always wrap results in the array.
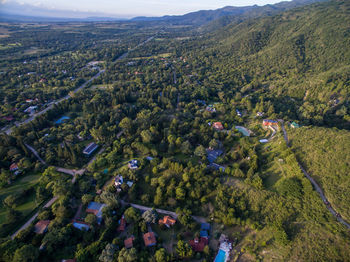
[
  {"xmin": 3, "ymin": 116, "xmax": 14, "ymax": 121},
  {"xmin": 83, "ymin": 142, "xmax": 99, "ymax": 156},
  {"xmin": 143, "ymin": 232, "xmax": 156, "ymax": 247},
  {"xmin": 236, "ymin": 109, "xmax": 242, "ymax": 117},
  {"xmin": 259, "ymin": 139, "xmax": 269, "ymax": 143},
  {"xmin": 197, "ymin": 99, "xmax": 206, "ymax": 105},
  {"xmin": 256, "ymin": 112, "xmax": 264, "ymax": 117},
  {"xmin": 159, "ymin": 216, "xmax": 176, "ymax": 228},
  {"xmin": 206, "ymin": 149, "xmax": 223, "ymax": 163},
  {"xmin": 200, "ymin": 230, "xmax": 209, "ymax": 238},
  {"xmin": 124, "ymin": 236, "xmax": 135, "ymax": 249},
  {"xmin": 189, "ymin": 237, "xmax": 209, "ymax": 252},
  {"xmin": 86, "ymin": 202, "xmax": 106, "ymax": 224},
  {"xmin": 10, "ymin": 163, "xmax": 19, "ymax": 172},
  {"xmin": 72, "ymin": 220, "xmax": 90, "ymax": 231},
  {"xmin": 291, "ymin": 121, "xmax": 300, "ymax": 128},
  {"xmin": 126, "ymin": 181, "xmax": 134, "ymax": 188},
  {"xmin": 128, "ymin": 159, "xmax": 139, "ymax": 170},
  {"xmin": 201, "ymin": 223, "xmax": 211, "ymax": 231},
  {"xmin": 206, "ymin": 105, "xmax": 216, "ymax": 112},
  {"xmin": 263, "ymin": 119, "xmax": 278, "ymax": 126},
  {"xmin": 34, "ymin": 220, "xmax": 50, "ymax": 234},
  {"xmin": 213, "ymin": 122, "xmax": 224, "ymax": 130},
  {"xmin": 24, "ymin": 106, "xmax": 37, "ymax": 114},
  {"xmin": 117, "ymin": 215, "xmax": 126, "ymax": 232},
  {"xmin": 114, "ymin": 175, "xmax": 124, "ymax": 187},
  {"xmin": 145, "ymin": 156, "xmax": 154, "ymax": 161}
]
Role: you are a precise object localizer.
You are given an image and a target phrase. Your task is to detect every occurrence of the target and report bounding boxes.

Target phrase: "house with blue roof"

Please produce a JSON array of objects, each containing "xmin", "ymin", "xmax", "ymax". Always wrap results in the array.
[
  {"xmin": 83, "ymin": 142, "xmax": 99, "ymax": 156},
  {"xmin": 86, "ymin": 202, "xmax": 106, "ymax": 224}
]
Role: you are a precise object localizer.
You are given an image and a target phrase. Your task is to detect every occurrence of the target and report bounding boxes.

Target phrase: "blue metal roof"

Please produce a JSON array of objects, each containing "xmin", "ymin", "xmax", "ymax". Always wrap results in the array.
[
  {"xmin": 201, "ymin": 223, "xmax": 211, "ymax": 230},
  {"xmin": 200, "ymin": 230, "xmax": 209, "ymax": 238},
  {"xmin": 87, "ymin": 202, "xmax": 104, "ymax": 211},
  {"xmin": 73, "ymin": 222, "xmax": 90, "ymax": 231}
]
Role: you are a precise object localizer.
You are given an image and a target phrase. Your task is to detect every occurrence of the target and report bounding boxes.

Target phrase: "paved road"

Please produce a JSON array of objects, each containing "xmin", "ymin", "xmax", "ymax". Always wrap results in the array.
[
  {"xmin": 278, "ymin": 120, "xmax": 350, "ymax": 229},
  {"xmin": 25, "ymin": 143, "xmax": 46, "ymax": 165},
  {"xmin": 113, "ymin": 36, "xmax": 155, "ymax": 63},
  {"xmin": 11, "ymin": 197, "xmax": 58, "ymax": 239},
  {"xmin": 121, "ymin": 201, "xmax": 207, "ymax": 223},
  {"xmin": 3, "ymin": 36, "xmax": 155, "ymax": 135},
  {"xmin": 268, "ymin": 126, "xmax": 277, "ymax": 141},
  {"xmin": 3, "ymin": 69, "xmax": 105, "ymax": 135}
]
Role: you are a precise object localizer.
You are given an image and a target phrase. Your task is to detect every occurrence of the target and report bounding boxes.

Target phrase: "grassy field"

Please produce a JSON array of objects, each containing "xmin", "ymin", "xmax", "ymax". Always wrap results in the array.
[{"xmin": 0, "ymin": 173, "xmax": 40, "ymax": 224}]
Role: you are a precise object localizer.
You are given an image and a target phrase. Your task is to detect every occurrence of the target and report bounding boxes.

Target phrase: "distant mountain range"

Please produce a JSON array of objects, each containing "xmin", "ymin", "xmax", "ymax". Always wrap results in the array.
[
  {"xmin": 0, "ymin": 0, "xmax": 327, "ymax": 23},
  {"xmin": 0, "ymin": 1, "xmax": 126, "ymax": 22},
  {"xmin": 131, "ymin": 0, "xmax": 327, "ymax": 26}
]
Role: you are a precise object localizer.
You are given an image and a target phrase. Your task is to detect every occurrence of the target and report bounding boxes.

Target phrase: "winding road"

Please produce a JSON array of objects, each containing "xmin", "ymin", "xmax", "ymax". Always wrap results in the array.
[{"xmin": 278, "ymin": 120, "xmax": 350, "ymax": 229}]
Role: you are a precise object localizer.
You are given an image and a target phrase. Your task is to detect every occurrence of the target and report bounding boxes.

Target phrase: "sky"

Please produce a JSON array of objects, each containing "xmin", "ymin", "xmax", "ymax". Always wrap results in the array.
[{"xmin": 1, "ymin": 0, "xmax": 291, "ymax": 17}]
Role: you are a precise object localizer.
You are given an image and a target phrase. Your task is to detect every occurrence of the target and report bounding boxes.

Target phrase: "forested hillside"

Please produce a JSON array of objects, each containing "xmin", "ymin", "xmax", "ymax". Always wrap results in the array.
[
  {"xmin": 184, "ymin": 0, "xmax": 350, "ymax": 129},
  {"xmin": 289, "ymin": 126, "xmax": 350, "ymax": 221},
  {"xmin": 1, "ymin": 0, "xmax": 350, "ymax": 261}
]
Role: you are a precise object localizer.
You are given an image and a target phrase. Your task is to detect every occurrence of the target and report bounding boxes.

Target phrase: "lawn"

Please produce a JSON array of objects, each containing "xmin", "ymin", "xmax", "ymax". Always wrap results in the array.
[
  {"xmin": 151, "ymin": 223, "xmax": 182, "ymax": 254},
  {"xmin": 0, "ymin": 173, "xmax": 41, "ymax": 225}
]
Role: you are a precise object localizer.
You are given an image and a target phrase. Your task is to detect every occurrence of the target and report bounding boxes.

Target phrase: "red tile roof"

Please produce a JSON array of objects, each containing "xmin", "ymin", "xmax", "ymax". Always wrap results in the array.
[
  {"xmin": 117, "ymin": 216, "xmax": 126, "ymax": 232},
  {"xmin": 34, "ymin": 220, "xmax": 50, "ymax": 234},
  {"xmin": 159, "ymin": 216, "xmax": 176, "ymax": 227},
  {"xmin": 3, "ymin": 116, "xmax": 14, "ymax": 121},
  {"xmin": 10, "ymin": 163, "xmax": 19, "ymax": 171},
  {"xmin": 213, "ymin": 122, "xmax": 224, "ymax": 130},
  {"xmin": 124, "ymin": 236, "xmax": 135, "ymax": 249},
  {"xmin": 189, "ymin": 237, "xmax": 208, "ymax": 252},
  {"xmin": 143, "ymin": 232, "xmax": 156, "ymax": 247}
]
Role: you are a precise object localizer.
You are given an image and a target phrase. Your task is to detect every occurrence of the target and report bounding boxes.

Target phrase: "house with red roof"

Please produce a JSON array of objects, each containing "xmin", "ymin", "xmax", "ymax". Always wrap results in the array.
[
  {"xmin": 159, "ymin": 216, "xmax": 176, "ymax": 228},
  {"xmin": 143, "ymin": 232, "xmax": 156, "ymax": 247},
  {"xmin": 117, "ymin": 215, "xmax": 126, "ymax": 232},
  {"xmin": 124, "ymin": 236, "xmax": 135, "ymax": 249},
  {"xmin": 213, "ymin": 122, "xmax": 224, "ymax": 130},
  {"xmin": 263, "ymin": 119, "xmax": 278, "ymax": 126},
  {"xmin": 189, "ymin": 237, "xmax": 209, "ymax": 252},
  {"xmin": 34, "ymin": 220, "xmax": 50, "ymax": 234},
  {"xmin": 10, "ymin": 163, "xmax": 19, "ymax": 172}
]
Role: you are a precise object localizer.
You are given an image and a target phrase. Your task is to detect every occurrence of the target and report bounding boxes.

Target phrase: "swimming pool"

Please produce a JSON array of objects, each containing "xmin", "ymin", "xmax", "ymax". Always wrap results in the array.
[
  {"xmin": 235, "ymin": 126, "xmax": 251, "ymax": 137},
  {"xmin": 55, "ymin": 116, "xmax": 70, "ymax": 124},
  {"xmin": 214, "ymin": 249, "xmax": 226, "ymax": 262}
]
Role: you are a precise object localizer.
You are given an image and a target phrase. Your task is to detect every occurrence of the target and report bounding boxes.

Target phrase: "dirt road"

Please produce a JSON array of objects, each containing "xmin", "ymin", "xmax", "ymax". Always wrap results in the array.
[
  {"xmin": 278, "ymin": 120, "xmax": 350, "ymax": 229},
  {"xmin": 11, "ymin": 197, "xmax": 58, "ymax": 239}
]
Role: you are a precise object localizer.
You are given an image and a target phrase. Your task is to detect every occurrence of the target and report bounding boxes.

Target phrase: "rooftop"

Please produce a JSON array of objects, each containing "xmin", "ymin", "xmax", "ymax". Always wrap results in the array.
[
  {"xmin": 124, "ymin": 236, "xmax": 135, "ymax": 249},
  {"xmin": 72, "ymin": 221, "xmax": 90, "ymax": 231},
  {"xmin": 83, "ymin": 142, "xmax": 99, "ymax": 155},
  {"xmin": 159, "ymin": 216, "xmax": 176, "ymax": 227},
  {"xmin": 189, "ymin": 237, "xmax": 208, "ymax": 252},
  {"xmin": 143, "ymin": 232, "xmax": 156, "ymax": 247},
  {"xmin": 34, "ymin": 220, "xmax": 50, "ymax": 234},
  {"xmin": 206, "ymin": 149, "xmax": 223, "ymax": 163},
  {"xmin": 117, "ymin": 216, "xmax": 126, "ymax": 232}
]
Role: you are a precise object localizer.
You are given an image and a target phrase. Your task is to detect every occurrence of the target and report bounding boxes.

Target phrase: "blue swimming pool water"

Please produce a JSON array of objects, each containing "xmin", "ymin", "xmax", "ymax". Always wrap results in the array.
[
  {"xmin": 55, "ymin": 116, "xmax": 70, "ymax": 124},
  {"xmin": 214, "ymin": 249, "xmax": 226, "ymax": 262}
]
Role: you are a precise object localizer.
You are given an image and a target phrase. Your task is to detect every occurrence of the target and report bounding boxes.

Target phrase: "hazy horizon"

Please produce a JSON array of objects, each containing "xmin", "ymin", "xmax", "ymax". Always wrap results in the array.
[{"xmin": 0, "ymin": 0, "xmax": 292, "ymax": 18}]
